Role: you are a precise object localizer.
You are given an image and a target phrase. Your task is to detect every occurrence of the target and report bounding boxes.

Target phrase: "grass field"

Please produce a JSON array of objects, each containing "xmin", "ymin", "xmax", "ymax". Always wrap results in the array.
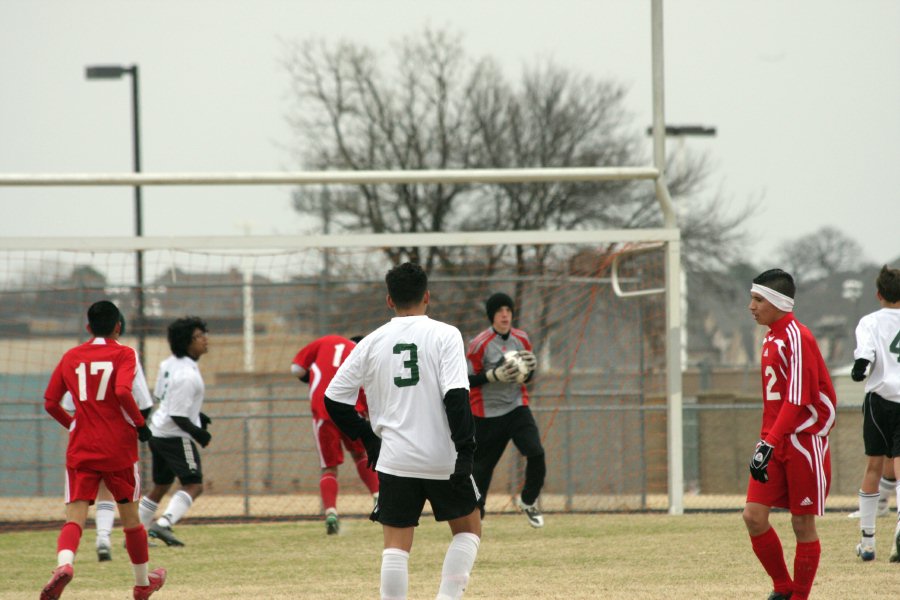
[{"xmin": 3, "ymin": 511, "xmax": 898, "ymax": 599}]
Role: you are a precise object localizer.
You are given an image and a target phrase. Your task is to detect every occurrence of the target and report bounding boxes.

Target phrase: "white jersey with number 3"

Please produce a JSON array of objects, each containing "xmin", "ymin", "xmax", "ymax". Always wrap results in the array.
[
  {"xmin": 855, "ymin": 307, "xmax": 900, "ymax": 402},
  {"xmin": 325, "ymin": 314, "xmax": 470, "ymax": 480}
]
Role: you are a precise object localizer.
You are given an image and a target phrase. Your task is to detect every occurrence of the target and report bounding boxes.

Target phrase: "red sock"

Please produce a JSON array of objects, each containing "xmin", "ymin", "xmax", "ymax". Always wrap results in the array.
[
  {"xmin": 355, "ymin": 458, "xmax": 379, "ymax": 494},
  {"xmin": 792, "ymin": 540, "xmax": 820, "ymax": 600},
  {"xmin": 750, "ymin": 527, "xmax": 792, "ymax": 594},
  {"xmin": 57, "ymin": 521, "xmax": 83, "ymax": 554},
  {"xmin": 320, "ymin": 473, "xmax": 338, "ymax": 510},
  {"xmin": 124, "ymin": 525, "xmax": 149, "ymax": 564}
]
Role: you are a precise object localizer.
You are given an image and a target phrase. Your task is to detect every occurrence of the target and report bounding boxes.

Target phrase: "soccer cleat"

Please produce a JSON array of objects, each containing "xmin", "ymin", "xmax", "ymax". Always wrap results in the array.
[
  {"xmin": 133, "ymin": 567, "xmax": 167, "ymax": 600},
  {"xmin": 325, "ymin": 511, "xmax": 340, "ymax": 535},
  {"xmin": 515, "ymin": 495, "xmax": 544, "ymax": 528},
  {"xmin": 40, "ymin": 564, "xmax": 73, "ymax": 600},
  {"xmin": 97, "ymin": 542, "xmax": 112, "ymax": 562},
  {"xmin": 891, "ymin": 521, "xmax": 900, "ymax": 563},
  {"xmin": 148, "ymin": 522, "xmax": 185, "ymax": 547},
  {"xmin": 856, "ymin": 542, "xmax": 876, "ymax": 561},
  {"xmin": 766, "ymin": 592, "xmax": 792, "ymax": 600}
]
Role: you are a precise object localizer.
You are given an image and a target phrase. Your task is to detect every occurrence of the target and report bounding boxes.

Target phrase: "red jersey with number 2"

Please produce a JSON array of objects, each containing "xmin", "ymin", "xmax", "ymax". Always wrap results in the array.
[
  {"xmin": 759, "ymin": 314, "xmax": 837, "ymax": 441},
  {"xmin": 292, "ymin": 335, "xmax": 367, "ymax": 420},
  {"xmin": 44, "ymin": 338, "xmax": 143, "ymax": 471}
]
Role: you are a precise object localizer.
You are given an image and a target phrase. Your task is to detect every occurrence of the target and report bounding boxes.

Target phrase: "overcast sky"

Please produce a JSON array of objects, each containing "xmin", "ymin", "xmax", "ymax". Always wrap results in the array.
[{"xmin": 1, "ymin": 0, "xmax": 898, "ymax": 270}]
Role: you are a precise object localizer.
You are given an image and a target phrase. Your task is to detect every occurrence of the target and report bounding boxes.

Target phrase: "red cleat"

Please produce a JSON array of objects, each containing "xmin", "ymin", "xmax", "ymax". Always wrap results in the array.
[
  {"xmin": 40, "ymin": 564, "xmax": 73, "ymax": 600},
  {"xmin": 133, "ymin": 567, "xmax": 167, "ymax": 600}
]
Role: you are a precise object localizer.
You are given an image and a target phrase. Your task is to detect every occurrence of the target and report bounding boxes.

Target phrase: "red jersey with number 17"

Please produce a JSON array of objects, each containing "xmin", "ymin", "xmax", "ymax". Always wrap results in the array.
[
  {"xmin": 759, "ymin": 314, "xmax": 837, "ymax": 441},
  {"xmin": 44, "ymin": 338, "xmax": 144, "ymax": 471},
  {"xmin": 292, "ymin": 335, "xmax": 367, "ymax": 420}
]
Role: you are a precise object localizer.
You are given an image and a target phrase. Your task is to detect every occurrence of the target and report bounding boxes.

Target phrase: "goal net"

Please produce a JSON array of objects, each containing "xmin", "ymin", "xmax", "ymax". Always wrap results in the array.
[{"xmin": 0, "ymin": 238, "xmax": 670, "ymax": 524}]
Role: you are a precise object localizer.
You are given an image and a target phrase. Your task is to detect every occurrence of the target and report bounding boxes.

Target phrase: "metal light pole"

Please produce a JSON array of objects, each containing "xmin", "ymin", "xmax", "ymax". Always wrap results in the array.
[{"xmin": 85, "ymin": 64, "xmax": 145, "ymax": 362}]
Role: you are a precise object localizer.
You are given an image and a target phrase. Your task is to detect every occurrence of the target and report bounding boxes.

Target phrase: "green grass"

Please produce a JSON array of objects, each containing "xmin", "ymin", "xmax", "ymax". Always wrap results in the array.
[{"xmin": 3, "ymin": 511, "xmax": 898, "ymax": 599}]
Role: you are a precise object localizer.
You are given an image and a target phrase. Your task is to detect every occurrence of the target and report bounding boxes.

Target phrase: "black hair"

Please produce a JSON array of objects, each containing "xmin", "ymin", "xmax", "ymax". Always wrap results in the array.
[
  {"xmin": 87, "ymin": 300, "xmax": 122, "ymax": 337},
  {"xmin": 485, "ymin": 292, "xmax": 515, "ymax": 323},
  {"xmin": 877, "ymin": 265, "xmax": 900, "ymax": 303},
  {"xmin": 752, "ymin": 268, "xmax": 796, "ymax": 299},
  {"xmin": 168, "ymin": 316, "xmax": 208, "ymax": 358},
  {"xmin": 350, "ymin": 335, "xmax": 364, "ymax": 343},
  {"xmin": 385, "ymin": 262, "xmax": 427, "ymax": 309}
]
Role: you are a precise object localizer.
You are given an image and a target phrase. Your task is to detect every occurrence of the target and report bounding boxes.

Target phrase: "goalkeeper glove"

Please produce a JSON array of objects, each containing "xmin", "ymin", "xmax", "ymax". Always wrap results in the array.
[
  {"xmin": 851, "ymin": 358, "xmax": 870, "ymax": 382},
  {"xmin": 749, "ymin": 440, "xmax": 774, "ymax": 483},
  {"xmin": 518, "ymin": 350, "xmax": 537, "ymax": 372},
  {"xmin": 485, "ymin": 360, "xmax": 518, "ymax": 383}
]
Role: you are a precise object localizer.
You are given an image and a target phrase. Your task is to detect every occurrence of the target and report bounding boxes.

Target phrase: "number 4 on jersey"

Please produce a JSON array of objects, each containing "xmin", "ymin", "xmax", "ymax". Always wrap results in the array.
[{"xmin": 891, "ymin": 330, "xmax": 900, "ymax": 362}]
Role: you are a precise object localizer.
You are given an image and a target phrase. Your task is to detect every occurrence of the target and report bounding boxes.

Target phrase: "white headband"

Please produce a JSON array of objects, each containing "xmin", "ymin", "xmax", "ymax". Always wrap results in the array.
[{"xmin": 751, "ymin": 283, "xmax": 794, "ymax": 312}]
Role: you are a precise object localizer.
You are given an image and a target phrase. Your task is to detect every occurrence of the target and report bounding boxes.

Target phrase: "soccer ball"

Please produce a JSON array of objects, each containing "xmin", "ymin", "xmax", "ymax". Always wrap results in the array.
[{"xmin": 503, "ymin": 351, "xmax": 530, "ymax": 384}]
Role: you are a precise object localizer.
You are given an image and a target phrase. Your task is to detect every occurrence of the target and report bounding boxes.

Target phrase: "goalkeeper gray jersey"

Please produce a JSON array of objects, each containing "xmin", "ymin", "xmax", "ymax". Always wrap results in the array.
[{"xmin": 466, "ymin": 327, "xmax": 532, "ymax": 418}]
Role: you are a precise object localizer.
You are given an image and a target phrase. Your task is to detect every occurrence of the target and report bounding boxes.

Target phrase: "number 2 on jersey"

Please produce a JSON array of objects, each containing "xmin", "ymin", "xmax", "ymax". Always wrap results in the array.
[
  {"xmin": 75, "ymin": 361, "xmax": 113, "ymax": 401},
  {"xmin": 764, "ymin": 365, "xmax": 781, "ymax": 401},
  {"xmin": 393, "ymin": 343, "xmax": 420, "ymax": 387}
]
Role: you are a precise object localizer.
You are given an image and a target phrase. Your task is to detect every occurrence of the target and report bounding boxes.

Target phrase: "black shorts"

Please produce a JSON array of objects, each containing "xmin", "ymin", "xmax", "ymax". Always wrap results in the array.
[
  {"xmin": 148, "ymin": 435, "xmax": 203, "ymax": 486},
  {"xmin": 862, "ymin": 392, "xmax": 900, "ymax": 457},
  {"xmin": 372, "ymin": 472, "xmax": 480, "ymax": 528}
]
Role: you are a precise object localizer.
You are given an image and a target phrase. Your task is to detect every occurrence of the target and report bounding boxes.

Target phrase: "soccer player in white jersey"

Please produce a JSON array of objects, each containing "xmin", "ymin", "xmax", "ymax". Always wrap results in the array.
[
  {"xmin": 138, "ymin": 316, "xmax": 212, "ymax": 548},
  {"xmin": 850, "ymin": 265, "xmax": 900, "ymax": 562},
  {"xmin": 325, "ymin": 262, "xmax": 482, "ymax": 600}
]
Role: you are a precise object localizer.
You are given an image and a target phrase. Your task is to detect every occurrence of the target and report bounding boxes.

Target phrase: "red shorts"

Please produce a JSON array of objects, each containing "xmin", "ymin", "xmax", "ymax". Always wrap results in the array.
[
  {"xmin": 312, "ymin": 418, "xmax": 366, "ymax": 469},
  {"xmin": 65, "ymin": 463, "xmax": 141, "ymax": 504},
  {"xmin": 746, "ymin": 433, "xmax": 830, "ymax": 516}
]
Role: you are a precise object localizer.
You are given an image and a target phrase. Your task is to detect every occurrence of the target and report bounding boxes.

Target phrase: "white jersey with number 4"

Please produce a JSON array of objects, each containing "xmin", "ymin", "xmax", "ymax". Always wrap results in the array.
[
  {"xmin": 326, "ymin": 314, "xmax": 470, "ymax": 480},
  {"xmin": 855, "ymin": 307, "xmax": 900, "ymax": 402}
]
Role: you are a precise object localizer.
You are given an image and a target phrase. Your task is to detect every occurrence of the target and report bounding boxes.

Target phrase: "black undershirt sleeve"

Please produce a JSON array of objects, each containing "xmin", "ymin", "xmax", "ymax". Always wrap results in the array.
[{"xmin": 325, "ymin": 396, "xmax": 377, "ymax": 444}]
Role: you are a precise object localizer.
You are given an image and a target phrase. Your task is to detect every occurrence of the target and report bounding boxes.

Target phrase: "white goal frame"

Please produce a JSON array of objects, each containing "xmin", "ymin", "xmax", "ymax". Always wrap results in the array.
[{"xmin": 0, "ymin": 0, "xmax": 684, "ymax": 514}]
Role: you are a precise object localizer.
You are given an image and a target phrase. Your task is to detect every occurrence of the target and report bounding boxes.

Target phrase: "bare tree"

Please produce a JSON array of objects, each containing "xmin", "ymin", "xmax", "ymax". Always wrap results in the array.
[
  {"xmin": 282, "ymin": 28, "xmax": 751, "ymax": 341},
  {"xmin": 776, "ymin": 226, "xmax": 866, "ymax": 282}
]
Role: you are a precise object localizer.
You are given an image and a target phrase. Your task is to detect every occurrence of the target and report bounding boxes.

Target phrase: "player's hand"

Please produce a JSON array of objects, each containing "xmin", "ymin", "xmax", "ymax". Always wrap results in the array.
[
  {"xmin": 137, "ymin": 425, "xmax": 152, "ymax": 443},
  {"xmin": 851, "ymin": 359, "xmax": 869, "ymax": 382},
  {"xmin": 194, "ymin": 428, "xmax": 212, "ymax": 448},
  {"xmin": 749, "ymin": 440, "xmax": 774, "ymax": 483},
  {"xmin": 518, "ymin": 350, "xmax": 537, "ymax": 372},
  {"xmin": 200, "ymin": 412, "xmax": 212, "ymax": 430},
  {"xmin": 485, "ymin": 360, "xmax": 518, "ymax": 383},
  {"xmin": 363, "ymin": 434, "xmax": 381, "ymax": 470}
]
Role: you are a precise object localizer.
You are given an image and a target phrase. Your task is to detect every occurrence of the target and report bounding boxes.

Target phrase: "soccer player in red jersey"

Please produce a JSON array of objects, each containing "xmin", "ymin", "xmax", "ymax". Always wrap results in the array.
[
  {"xmin": 291, "ymin": 334, "xmax": 379, "ymax": 534},
  {"xmin": 41, "ymin": 300, "xmax": 165, "ymax": 600},
  {"xmin": 743, "ymin": 270, "xmax": 837, "ymax": 600}
]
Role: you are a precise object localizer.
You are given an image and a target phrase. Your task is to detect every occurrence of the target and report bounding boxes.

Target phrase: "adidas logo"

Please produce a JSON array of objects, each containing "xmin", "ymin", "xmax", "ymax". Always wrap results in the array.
[{"xmin": 800, "ymin": 497, "xmax": 813, "ymax": 506}]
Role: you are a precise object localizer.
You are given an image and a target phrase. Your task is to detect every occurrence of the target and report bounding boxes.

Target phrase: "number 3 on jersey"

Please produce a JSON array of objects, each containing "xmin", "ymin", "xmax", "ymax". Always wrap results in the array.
[
  {"xmin": 74, "ymin": 361, "xmax": 113, "ymax": 401},
  {"xmin": 393, "ymin": 343, "xmax": 420, "ymax": 387}
]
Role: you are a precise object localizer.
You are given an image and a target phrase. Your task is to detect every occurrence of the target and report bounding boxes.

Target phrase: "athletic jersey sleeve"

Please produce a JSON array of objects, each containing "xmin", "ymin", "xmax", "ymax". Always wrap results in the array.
[
  {"xmin": 132, "ymin": 356, "xmax": 154, "ymax": 411},
  {"xmin": 114, "ymin": 347, "xmax": 145, "ymax": 427},
  {"xmin": 854, "ymin": 314, "xmax": 877, "ymax": 363},
  {"xmin": 292, "ymin": 340, "xmax": 318, "ymax": 371},
  {"xmin": 326, "ymin": 339, "xmax": 365, "ymax": 406},
  {"xmin": 439, "ymin": 327, "xmax": 471, "ymax": 397},
  {"xmin": 43, "ymin": 363, "xmax": 73, "ymax": 428}
]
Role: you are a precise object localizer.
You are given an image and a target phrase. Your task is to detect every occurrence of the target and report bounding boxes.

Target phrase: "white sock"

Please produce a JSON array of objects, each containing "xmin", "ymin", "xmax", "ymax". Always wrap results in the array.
[
  {"xmin": 133, "ymin": 562, "xmax": 149, "ymax": 587},
  {"xmin": 881, "ymin": 477, "xmax": 897, "ymax": 505},
  {"xmin": 859, "ymin": 490, "xmax": 879, "ymax": 537},
  {"xmin": 139, "ymin": 497, "xmax": 158, "ymax": 528},
  {"xmin": 159, "ymin": 490, "xmax": 193, "ymax": 527},
  {"xmin": 95, "ymin": 501, "xmax": 116, "ymax": 545},
  {"xmin": 381, "ymin": 548, "xmax": 409, "ymax": 600},
  {"xmin": 57, "ymin": 550, "xmax": 75, "ymax": 567},
  {"xmin": 436, "ymin": 533, "xmax": 480, "ymax": 599}
]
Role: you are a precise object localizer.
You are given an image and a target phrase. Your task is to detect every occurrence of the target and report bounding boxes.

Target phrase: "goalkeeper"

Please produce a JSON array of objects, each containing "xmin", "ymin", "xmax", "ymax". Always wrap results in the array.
[{"xmin": 465, "ymin": 292, "xmax": 545, "ymax": 528}]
